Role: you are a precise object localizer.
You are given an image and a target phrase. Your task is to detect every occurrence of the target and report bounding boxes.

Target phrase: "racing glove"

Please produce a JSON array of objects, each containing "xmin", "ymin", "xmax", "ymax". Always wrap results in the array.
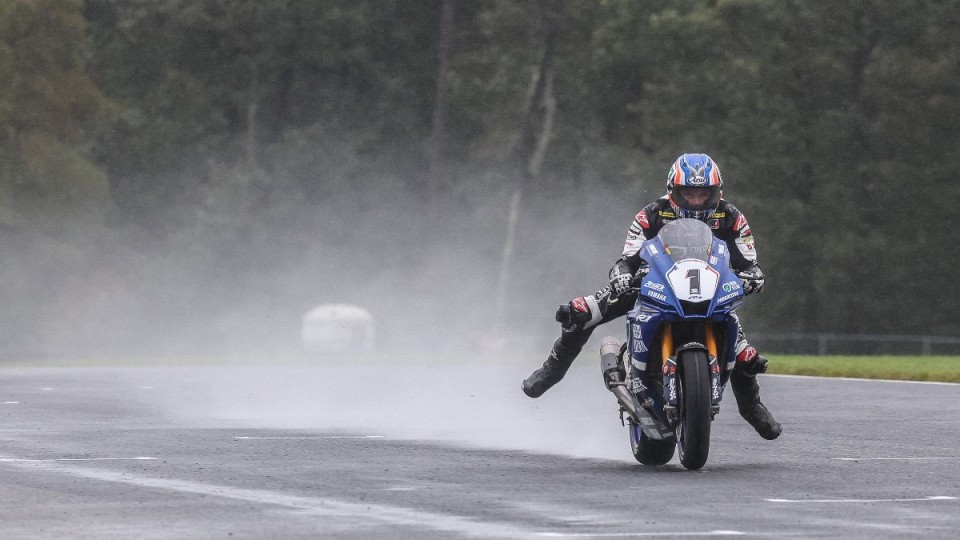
[
  {"xmin": 737, "ymin": 265, "xmax": 765, "ymax": 295},
  {"xmin": 608, "ymin": 273, "xmax": 633, "ymax": 299},
  {"xmin": 607, "ymin": 264, "xmax": 650, "ymax": 301}
]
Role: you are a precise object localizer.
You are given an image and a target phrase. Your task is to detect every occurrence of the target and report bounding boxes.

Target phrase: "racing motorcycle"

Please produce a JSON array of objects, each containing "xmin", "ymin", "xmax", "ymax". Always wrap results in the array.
[{"xmin": 599, "ymin": 218, "xmax": 748, "ymax": 470}]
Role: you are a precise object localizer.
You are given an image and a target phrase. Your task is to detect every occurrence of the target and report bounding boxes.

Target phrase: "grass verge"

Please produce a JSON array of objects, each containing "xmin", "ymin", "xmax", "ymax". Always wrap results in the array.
[{"xmin": 768, "ymin": 355, "xmax": 960, "ymax": 383}]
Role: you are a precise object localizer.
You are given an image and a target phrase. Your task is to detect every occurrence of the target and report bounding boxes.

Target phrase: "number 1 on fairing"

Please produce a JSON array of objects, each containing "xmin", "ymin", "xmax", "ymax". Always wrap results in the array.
[{"xmin": 686, "ymin": 269, "xmax": 701, "ymax": 295}]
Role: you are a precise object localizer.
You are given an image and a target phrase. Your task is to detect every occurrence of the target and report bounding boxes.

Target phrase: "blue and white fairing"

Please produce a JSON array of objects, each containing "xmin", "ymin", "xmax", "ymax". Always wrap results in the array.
[{"xmin": 626, "ymin": 219, "xmax": 744, "ymax": 376}]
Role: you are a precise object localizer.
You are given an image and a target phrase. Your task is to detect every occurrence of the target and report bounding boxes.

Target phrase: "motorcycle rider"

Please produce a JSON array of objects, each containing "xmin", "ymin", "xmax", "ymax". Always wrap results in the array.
[{"xmin": 522, "ymin": 153, "xmax": 781, "ymax": 440}]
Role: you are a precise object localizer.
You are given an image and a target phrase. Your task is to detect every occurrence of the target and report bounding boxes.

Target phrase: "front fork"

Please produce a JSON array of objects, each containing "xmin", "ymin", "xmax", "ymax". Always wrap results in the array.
[{"xmin": 661, "ymin": 323, "xmax": 723, "ymax": 423}]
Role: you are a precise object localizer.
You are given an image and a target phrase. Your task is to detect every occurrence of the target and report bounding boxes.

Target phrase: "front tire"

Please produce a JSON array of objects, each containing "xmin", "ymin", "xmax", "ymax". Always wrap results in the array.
[
  {"xmin": 676, "ymin": 349, "xmax": 712, "ymax": 470},
  {"xmin": 629, "ymin": 420, "xmax": 676, "ymax": 465}
]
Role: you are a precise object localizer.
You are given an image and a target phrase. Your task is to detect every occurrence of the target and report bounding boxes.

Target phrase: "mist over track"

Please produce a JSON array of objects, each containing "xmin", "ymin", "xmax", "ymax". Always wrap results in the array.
[{"xmin": 1, "ymin": 361, "xmax": 959, "ymax": 538}]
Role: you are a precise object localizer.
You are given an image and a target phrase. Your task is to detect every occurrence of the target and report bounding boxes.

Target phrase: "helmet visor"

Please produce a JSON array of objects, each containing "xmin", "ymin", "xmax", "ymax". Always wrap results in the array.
[{"xmin": 671, "ymin": 185, "xmax": 720, "ymax": 212}]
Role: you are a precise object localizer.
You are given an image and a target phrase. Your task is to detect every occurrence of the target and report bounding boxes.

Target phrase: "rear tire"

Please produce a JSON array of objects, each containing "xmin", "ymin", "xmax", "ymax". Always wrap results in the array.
[
  {"xmin": 676, "ymin": 349, "xmax": 712, "ymax": 470},
  {"xmin": 629, "ymin": 420, "xmax": 676, "ymax": 465}
]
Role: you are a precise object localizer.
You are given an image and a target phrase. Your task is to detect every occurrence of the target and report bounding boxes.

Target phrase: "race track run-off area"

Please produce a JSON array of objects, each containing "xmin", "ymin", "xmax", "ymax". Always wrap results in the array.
[{"xmin": 1, "ymin": 362, "xmax": 958, "ymax": 538}]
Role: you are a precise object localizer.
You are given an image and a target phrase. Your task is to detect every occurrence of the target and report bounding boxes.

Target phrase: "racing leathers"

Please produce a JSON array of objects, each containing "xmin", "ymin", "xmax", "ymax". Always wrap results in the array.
[{"xmin": 522, "ymin": 196, "xmax": 781, "ymax": 440}]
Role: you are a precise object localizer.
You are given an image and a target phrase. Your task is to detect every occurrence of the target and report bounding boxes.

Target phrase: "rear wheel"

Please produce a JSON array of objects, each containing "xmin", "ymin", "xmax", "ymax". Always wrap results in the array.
[
  {"xmin": 676, "ymin": 349, "xmax": 712, "ymax": 470},
  {"xmin": 628, "ymin": 420, "xmax": 676, "ymax": 465}
]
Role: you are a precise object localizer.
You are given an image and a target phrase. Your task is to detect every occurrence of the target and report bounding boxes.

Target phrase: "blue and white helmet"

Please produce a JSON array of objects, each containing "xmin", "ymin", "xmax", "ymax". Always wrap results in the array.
[{"xmin": 666, "ymin": 153, "xmax": 723, "ymax": 221}]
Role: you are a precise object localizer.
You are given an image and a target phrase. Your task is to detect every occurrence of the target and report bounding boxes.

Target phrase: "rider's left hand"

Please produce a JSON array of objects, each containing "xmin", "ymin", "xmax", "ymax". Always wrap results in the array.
[{"xmin": 738, "ymin": 266, "xmax": 765, "ymax": 295}]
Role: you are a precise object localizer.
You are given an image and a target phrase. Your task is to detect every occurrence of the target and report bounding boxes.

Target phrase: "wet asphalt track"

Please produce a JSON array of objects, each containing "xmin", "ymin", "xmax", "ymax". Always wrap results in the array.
[{"xmin": 1, "ymin": 362, "xmax": 959, "ymax": 539}]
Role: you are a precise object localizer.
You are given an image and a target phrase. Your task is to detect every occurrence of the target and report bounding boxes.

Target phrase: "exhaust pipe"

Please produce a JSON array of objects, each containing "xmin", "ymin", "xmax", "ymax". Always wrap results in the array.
[{"xmin": 599, "ymin": 336, "xmax": 642, "ymax": 423}]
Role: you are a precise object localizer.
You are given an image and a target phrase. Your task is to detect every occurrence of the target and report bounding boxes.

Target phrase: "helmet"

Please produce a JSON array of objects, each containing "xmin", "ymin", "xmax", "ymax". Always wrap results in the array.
[{"xmin": 666, "ymin": 153, "xmax": 723, "ymax": 221}]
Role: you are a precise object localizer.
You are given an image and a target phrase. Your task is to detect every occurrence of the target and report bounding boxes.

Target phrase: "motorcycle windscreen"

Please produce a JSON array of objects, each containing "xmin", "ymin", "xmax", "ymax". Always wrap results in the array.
[
  {"xmin": 657, "ymin": 219, "xmax": 714, "ymax": 263},
  {"xmin": 658, "ymin": 219, "xmax": 720, "ymax": 305}
]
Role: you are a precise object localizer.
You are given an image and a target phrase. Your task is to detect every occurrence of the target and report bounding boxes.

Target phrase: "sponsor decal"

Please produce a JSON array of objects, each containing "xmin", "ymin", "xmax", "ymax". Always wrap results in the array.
[
  {"xmin": 688, "ymin": 175, "xmax": 707, "ymax": 186},
  {"xmin": 647, "ymin": 245, "xmax": 659, "ymax": 255},
  {"xmin": 708, "ymin": 218, "xmax": 720, "ymax": 230},
  {"xmin": 713, "ymin": 212, "xmax": 726, "ymax": 218},
  {"xmin": 709, "ymin": 256, "xmax": 719, "ymax": 265},
  {"xmin": 668, "ymin": 379, "xmax": 677, "ymax": 402},
  {"xmin": 571, "ymin": 297, "xmax": 589, "ymax": 313},
  {"xmin": 596, "ymin": 285, "xmax": 613, "ymax": 300},
  {"xmin": 739, "ymin": 236, "xmax": 756, "ymax": 251},
  {"xmin": 643, "ymin": 281, "xmax": 665, "ymax": 292},
  {"xmin": 734, "ymin": 213, "xmax": 748, "ymax": 232},
  {"xmin": 636, "ymin": 312, "xmax": 654, "ymax": 322},
  {"xmin": 712, "ymin": 377, "xmax": 720, "ymax": 401},
  {"xmin": 658, "ymin": 210, "xmax": 676, "ymax": 218},
  {"xmin": 646, "ymin": 291, "xmax": 668, "ymax": 302},
  {"xmin": 627, "ymin": 234, "xmax": 638, "ymax": 241},
  {"xmin": 631, "ymin": 325, "xmax": 649, "ymax": 354},
  {"xmin": 717, "ymin": 244, "xmax": 725, "ymax": 254},
  {"xmin": 722, "ymin": 281, "xmax": 741, "ymax": 292},
  {"xmin": 636, "ymin": 210, "xmax": 649, "ymax": 229},
  {"xmin": 717, "ymin": 291, "xmax": 739, "ymax": 303}
]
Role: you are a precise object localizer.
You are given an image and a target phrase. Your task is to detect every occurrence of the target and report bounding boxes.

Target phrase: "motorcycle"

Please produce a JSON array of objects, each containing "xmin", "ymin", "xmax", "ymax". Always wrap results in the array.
[{"xmin": 599, "ymin": 218, "xmax": 748, "ymax": 470}]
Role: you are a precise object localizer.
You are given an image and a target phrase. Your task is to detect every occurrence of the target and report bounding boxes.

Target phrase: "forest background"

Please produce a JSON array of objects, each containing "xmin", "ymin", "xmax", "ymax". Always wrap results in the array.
[{"xmin": 1, "ymin": 0, "xmax": 957, "ymax": 358}]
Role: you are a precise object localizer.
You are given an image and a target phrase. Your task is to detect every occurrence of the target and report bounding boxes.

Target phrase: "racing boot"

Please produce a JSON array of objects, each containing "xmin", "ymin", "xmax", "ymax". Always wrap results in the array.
[
  {"xmin": 730, "ymin": 362, "xmax": 782, "ymax": 441},
  {"xmin": 522, "ymin": 338, "xmax": 578, "ymax": 398}
]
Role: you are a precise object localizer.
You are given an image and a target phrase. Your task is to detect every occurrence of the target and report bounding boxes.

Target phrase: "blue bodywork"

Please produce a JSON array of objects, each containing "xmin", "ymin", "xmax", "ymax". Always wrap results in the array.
[{"xmin": 626, "ymin": 226, "xmax": 745, "ymax": 414}]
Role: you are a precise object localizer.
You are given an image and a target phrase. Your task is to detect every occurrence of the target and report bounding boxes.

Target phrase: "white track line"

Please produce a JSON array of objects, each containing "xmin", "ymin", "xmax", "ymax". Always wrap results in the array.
[
  {"xmin": 234, "ymin": 435, "xmax": 384, "ymax": 440},
  {"xmin": 3, "ymin": 401, "xmax": 19, "ymax": 404},
  {"xmin": 0, "ymin": 461, "xmax": 534, "ymax": 538},
  {"xmin": 833, "ymin": 457, "xmax": 954, "ymax": 461},
  {"xmin": 536, "ymin": 531, "xmax": 745, "ymax": 538},
  {"xmin": 766, "ymin": 374, "xmax": 959, "ymax": 386},
  {"xmin": 0, "ymin": 457, "xmax": 157, "ymax": 462},
  {"xmin": 766, "ymin": 496, "xmax": 956, "ymax": 504}
]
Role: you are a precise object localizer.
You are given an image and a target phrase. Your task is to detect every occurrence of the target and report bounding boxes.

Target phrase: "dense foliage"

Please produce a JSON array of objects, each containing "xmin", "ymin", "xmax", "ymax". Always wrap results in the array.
[{"xmin": 1, "ymin": 0, "xmax": 958, "ymax": 357}]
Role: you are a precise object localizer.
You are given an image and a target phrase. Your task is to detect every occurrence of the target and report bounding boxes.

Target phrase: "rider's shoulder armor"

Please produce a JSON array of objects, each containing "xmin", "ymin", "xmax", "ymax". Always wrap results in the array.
[
  {"xmin": 711, "ymin": 200, "xmax": 758, "ymax": 268},
  {"xmin": 708, "ymin": 200, "xmax": 751, "ymax": 239},
  {"xmin": 631, "ymin": 198, "xmax": 674, "ymax": 240}
]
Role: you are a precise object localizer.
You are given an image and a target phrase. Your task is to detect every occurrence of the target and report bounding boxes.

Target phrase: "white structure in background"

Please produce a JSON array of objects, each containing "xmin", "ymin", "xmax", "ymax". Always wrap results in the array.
[{"xmin": 301, "ymin": 304, "xmax": 375, "ymax": 353}]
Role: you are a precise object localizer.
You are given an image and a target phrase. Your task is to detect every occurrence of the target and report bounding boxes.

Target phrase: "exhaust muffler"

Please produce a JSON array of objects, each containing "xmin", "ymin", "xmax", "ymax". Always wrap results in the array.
[{"xmin": 599, "ymin": 336, "xmax": 642, "ymax": 423}]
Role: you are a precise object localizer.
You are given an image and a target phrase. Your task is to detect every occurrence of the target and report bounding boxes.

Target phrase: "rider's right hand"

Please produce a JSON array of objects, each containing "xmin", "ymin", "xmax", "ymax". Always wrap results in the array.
[{"xmin": 609, "ymin": 273, "xmax": 633, "ymax": 299}]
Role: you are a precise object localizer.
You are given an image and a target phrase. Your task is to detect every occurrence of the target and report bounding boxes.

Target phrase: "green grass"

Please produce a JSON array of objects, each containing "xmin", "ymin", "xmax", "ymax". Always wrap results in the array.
[
  {"xmin": 768, "ymin": 355, "xmax": 960, "ymax": 383},
  {"xmin": 5, "ymin": 353, "xmax": 960, "ymax": 384}
]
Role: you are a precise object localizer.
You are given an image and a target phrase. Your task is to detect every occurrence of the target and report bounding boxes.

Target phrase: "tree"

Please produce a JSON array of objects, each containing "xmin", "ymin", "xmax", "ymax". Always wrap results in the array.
[{"xmin": 0, "ymin": 0, "xmax": 112, "ymax": 233}]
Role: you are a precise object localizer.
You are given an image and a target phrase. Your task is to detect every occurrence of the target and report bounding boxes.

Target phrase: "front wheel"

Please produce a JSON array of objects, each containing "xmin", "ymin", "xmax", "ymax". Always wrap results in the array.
[
  {"xmin": 628, "ymin": 420, "xmax": 676, "ymax": 465},
  {"xmin": 676, "ymin": 349, "xmax": 712, "ymax": 470}
]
